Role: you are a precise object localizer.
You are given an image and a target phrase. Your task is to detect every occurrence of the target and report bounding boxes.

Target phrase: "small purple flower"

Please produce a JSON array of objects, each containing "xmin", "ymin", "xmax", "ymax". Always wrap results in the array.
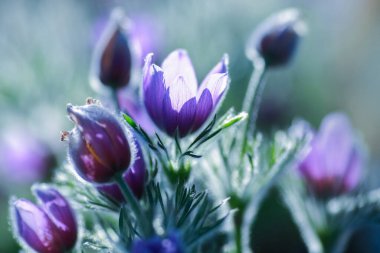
[
  {"xmin": 247, "ymin": 8, "xmax": 306, "ymax": 67},
  {"xmin": 131, "ymin": 232, "xmax": 184, "ymax": 253},
  {"xmin": 65, "ymin": 102, "xmax": 132, "ymax": 183},
  {"xmin": 12, "ymin": 188, "xmax": 77, "ymax": 253},
  {"xmin": 97, "ymin": 140, "xmax": 146, "ymax": 203},
  {"xmin": 0, "ymin": 130, "xmax": 56, "ymax": 184},
  {"xmin": 143, "ymin": 49, "xmax": 229, "ymax": 137},
  {"xmin": 298, "ymin": 112, "xmax": 363, "ymax": 198},
  {"xmin": 91, "ymin": 9, "xmax": 132, "ymax": 90}
]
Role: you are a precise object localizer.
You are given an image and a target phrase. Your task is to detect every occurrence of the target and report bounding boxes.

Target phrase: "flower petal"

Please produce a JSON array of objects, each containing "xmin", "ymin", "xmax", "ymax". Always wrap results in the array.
[
  {"xmin": 192, "ymin": 89, "xmax": 213, "ymax": 132},
  {"xmin": 316, "ymin": 113, "xmax": 354, "ymax": 178},
  {"xmin": 161, "ymin": 49, "xmax": 197, "ymax": 96},
  {"xmin": 143, "ymin": 64, "xmax": 166, "ymax": 128},
  {"xmin": 178, "ymin": 98, "xmax": 196, "ymax": 137},
  {"xmin": 199, "ymin": 73, "xmax": 229, "ymax": 107},
  {"xmin": 162, "ymin": 90, "xmax": 179, "ymax": 136},
  {"xmin": 343, "ymin": 148, "xmax": 362, "ymax": 192},
  {"xmin": 199, "ymin": 54, "xmax": 229, "ymax": 91}
]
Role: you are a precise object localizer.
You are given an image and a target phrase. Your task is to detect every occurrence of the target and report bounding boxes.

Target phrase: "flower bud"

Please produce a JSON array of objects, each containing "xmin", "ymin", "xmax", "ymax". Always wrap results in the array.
[
  {"xmin": 131, "ymin": 232, "xmax": 184, "ymax": 253},
  {"xmin": 298, "ymin": 113, "xmax": 363, "ymax": 198},
  {"xmin": 65, "ymin": 102, "xmax": 132, "ymax": 183},
  {"xmin": 12, "ymin": 189, "xmax": 77, "ymax": 253},
  {"xmin": 97, "ymin": 140, "xmax": 146, "ymax": 202},
  {"xmin": 247, "ymin": 8, "xmax": 306, "ymax": 67},
  {"xmin": 91, "ymin": 9, "xmax": 132, "ymax": 90},
  {"xmin": 34, "ymin": 187, "xmax": 77, "ymax": 250}
]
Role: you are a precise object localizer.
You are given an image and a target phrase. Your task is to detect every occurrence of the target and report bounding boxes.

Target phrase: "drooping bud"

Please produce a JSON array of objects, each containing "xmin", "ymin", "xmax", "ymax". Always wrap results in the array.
[
  {"xmin": 97, "ymin": 140, "xmax": 146, "ymax": 202},
  {"xmin": 12, "ymin": 189, "xmax": 77, "ymax": 253},
  {"xmin": 131, "ymin": 232, "xmax": 184, "ymax": 253},
  {"xmin": 247, "ymin": 8, "xmax": 306, "ymax": 67},
  {"xmin": 91, "ymin": 9, "xmax": 132, "ymax": 91},
  {"xmin": 298, "ymin": 112, "xmax": 363, "ymax": 198},
  {"xmin": 65, "ymin": 102, "xmax": 133, "ymax": 183},
  {"xmin": 34, "ymin": 187, "xmax": 77, "ymax": 250}
]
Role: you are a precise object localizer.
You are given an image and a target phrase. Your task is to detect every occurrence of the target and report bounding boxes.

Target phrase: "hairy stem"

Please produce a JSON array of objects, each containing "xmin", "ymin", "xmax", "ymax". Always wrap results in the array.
[
  {"xmin": 240, "ymin": 58, "xmax": 266, "ymax": 158},
  {"xmin": 115, "ymin": 174, "xmax": 152, "ymax": 237}
]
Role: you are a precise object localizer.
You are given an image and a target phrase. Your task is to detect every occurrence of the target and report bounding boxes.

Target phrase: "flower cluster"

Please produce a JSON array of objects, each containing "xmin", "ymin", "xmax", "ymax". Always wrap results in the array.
[{"xmin": 9, "ymin": 6, "xmax": 375, "ymax": 253}]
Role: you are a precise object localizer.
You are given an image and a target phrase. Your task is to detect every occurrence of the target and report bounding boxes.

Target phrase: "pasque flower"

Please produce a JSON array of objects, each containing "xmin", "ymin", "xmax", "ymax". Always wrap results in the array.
[
  {"xmin": 91, "ymin": 9, "xmax": 132, "ymax": 90},
  {"xmin": 298, "ymin": 113, "xmax": 363, "ymax": 198},
  {"xmin": 65, "ymin": 102, "xmax": 132, "ymax": 183},
  {"xmin": 97, "ymin": 139, "xmax": 146, "ymax": 202},
  {"xmin": 12, "ymin": 187, "xmax": 77, "ymax": 253},
  {"xmin": 247, "ymin": 8, "xmax": 306, "ymax": 67},
  {"xmin": 143, "ymin": 49, "xmax": 229, "ymax": 137},
  {"xmin": 131, "ymin": 232, "xmax": 184, "ymax": 253}
]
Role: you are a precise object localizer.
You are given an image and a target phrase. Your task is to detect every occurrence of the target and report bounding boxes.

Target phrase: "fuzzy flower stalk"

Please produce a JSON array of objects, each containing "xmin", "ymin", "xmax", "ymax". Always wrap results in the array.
[{"xmin": 143, "ymin": 49, "xmax": 229, "ymax": 137}]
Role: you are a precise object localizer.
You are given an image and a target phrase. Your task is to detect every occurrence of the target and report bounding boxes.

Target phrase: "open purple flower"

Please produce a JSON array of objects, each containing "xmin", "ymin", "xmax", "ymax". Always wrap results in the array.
[
  {"xmin": 97, "ymin": 139, "xmax": 146, "ymax": 203},
  {"xmin": 247, "ymin": 8, "xmax": 306, "ymax": 67},
  {"xmin": 298, "ymin": 113, "xmax": 363, "ymax": 198},
  {"xmin": 12, "ymin": 188, "xmax": 77, "ymax": 253},
  {"xmin": 65, "ymin": 102, "xmax": 132, "ymax": 183},
  {"xmin": 143, "ymin": 49, "xmax": 229, "ymax": 137}
]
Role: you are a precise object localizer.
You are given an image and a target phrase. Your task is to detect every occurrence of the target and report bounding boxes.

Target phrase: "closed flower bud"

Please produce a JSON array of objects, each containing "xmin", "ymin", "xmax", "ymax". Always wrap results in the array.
[
  {"xmin": 65, "ymin": 102, "xmax": 133, "ymax": 183},
  {"xmin": 131, "ymin": 232, "xmax": 184, "ymax": 253},
  {"xmin": 247, "ymin": 8, "xmax": 306, "ymax": 67},
  {"xmin": 298, "ymin": 113, "xmax": 363, "ymax": 198},
  {"xmin": 143, "ymin": 49, "xmax": 229, "ymax": 137},
  {"xmin": 34, "ymin": 187, "xmax": 77, "ymax": 250},
  {"xmin": 12, "ymin": 189, "xmax": 77, "ymax": 253},
  {"xmin": 91, "ymin": 9, "xmax": 132, "ymax": 90},
  {"xmin": 97, "ymin": 140, "xmax": 146, "ymax": 203}
]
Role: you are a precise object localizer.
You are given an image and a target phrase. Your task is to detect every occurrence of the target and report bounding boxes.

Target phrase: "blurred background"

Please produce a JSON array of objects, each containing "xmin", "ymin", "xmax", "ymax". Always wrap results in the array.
[{"xmin": 0, "ymin": 0, "xmax": 379, "ymax": 252}]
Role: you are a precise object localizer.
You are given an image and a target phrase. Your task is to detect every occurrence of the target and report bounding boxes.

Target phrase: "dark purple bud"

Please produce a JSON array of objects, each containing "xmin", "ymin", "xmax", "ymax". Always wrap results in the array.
[
  {"xmin": 34, "ymin": 187, "xmax": 77, "ymax": 250},
  {"xmin": 66, "ymin": 102, "xmax": 132, "ymax": 183},
  {"xmin": 143, "ymin": 50, "xmax": 229, "ymax": 137},
  {"xmin": 247, "ymin": 8, "xmax": 306, "ymax": 67},
  {"xmin": 131, "ymin": 232, "xmax": 184, "ymax": 253},
  {"xmin": 91, "ymin": 9, "xmax": 132, "ymax": 90},
  {"xmin": 13, "ymin": 199, "xmax": 62, "ymax": 253},
  {"xmin": 298, "ymin": 112, "xmax": 363, "ymax": 198},
  {"xmin": 97, "ymin": 140, "xmax": 146, "ymax": 203}
]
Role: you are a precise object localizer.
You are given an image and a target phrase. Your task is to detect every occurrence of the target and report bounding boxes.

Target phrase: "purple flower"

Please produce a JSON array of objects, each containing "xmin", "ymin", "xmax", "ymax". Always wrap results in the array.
[
  {"xmin": 298, "ymin": 113, "xmax": 363, "ymax": 198},
  {"xmin": 131, "ymin": 232, "xmax": 184, "ymax": 253},
  {"xmin": 12, "ymin": 188, "xmax": 77, "ymax": 253},
  {"xmin": 0, "ymin": 130, "xmax": 56, "ymax": 184},
  {"xmin": 65, "ymin": 102, "xmax": 132, "ymax": 183},
  {"xmin": 143, "ymin": 49, "xmax": 229, "ymax": 137},
  {"xmin": 97, "ymin": 140, "xmax": 146, "ymax": 202},
  {"xmin": 90, "ymin": 9, "xmax": 132, "ymax": 90},
  {"xmin": 247, "ymin": 8, "xmax": 306, "ymax": 67}
]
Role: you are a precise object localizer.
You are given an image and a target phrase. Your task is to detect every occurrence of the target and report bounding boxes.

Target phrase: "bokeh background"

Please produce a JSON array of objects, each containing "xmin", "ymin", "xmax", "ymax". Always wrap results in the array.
[{"xmin": 0, "ymin": 0, "xmax": 379, "ymax": 252}]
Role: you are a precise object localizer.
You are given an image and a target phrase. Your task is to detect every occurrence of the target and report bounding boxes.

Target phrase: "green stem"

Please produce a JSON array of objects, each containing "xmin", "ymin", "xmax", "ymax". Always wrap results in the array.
[
  {"xmin": 114, "ymin": 174, "xmax": 152, "ymax": 237},
  {"xmin": 240, "ymin": 58, "xmax": 266, "ymax": 158},
  {"xmin": 112, "ymin": 89, "xmax": 121, "ymax": 112}
]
